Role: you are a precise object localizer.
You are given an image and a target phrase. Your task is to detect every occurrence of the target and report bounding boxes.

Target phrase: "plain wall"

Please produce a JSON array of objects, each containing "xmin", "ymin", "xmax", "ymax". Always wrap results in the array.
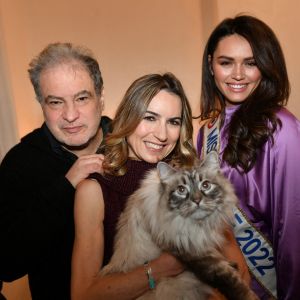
[
  {"xmin": 0, "ymin": 0, "xmax": 203, "ymax": 139},
  {"xmin": 1, "ymin": 1, "xmax": 299, "ymax": 299},
  {"xmin": 1, "ymin": 0, "xmax": 299, "ymax": 141}
]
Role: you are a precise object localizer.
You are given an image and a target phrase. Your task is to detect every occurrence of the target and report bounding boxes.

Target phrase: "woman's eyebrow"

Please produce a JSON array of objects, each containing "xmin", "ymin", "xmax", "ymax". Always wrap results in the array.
[
  {"xmin": 216, "ymin": 55, "xmax": 254, "ymax": 60},
  {"xmin": 145, "ymin": 110, "xmax": 159, "ymax": 116},
  {"xmin": 145, "ymin": 110, "xmax": 182, "ymax": 120}
]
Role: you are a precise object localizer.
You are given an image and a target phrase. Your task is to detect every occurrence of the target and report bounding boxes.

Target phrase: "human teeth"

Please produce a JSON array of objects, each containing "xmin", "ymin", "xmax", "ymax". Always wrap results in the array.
[
  {"xmin": 229, "ymin": 84, "xmax": 246, "ymax": 88},
  {"xmin": 145, "ymin": 142, "xmax": 163, "ymax": 149}
]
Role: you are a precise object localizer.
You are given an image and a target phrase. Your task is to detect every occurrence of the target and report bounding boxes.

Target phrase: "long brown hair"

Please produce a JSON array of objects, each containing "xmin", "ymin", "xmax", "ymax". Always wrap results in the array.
[
  {"xmin": 103, "ymin": 73, "xmax": 196, "ymax": 176},
  {"xmin": 200, "ymin": 15, "xmax": 290, "ymax": 172}
]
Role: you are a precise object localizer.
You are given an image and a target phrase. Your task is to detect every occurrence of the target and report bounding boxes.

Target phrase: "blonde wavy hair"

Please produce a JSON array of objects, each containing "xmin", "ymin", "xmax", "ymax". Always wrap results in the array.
[{"xmin": 103, "ymin": 73, "xmax": 196, "ymax": 176}]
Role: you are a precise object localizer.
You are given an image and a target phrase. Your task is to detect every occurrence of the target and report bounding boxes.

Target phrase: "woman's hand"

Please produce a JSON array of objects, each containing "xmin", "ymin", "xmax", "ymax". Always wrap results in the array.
[{"xmin": 150, "ymin": 252, "xmax": 185, "ymax": 280}]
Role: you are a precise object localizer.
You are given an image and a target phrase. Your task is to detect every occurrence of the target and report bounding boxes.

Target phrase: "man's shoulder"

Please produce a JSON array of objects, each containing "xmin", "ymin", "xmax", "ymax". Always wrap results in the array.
[
  {"xmin": 14, "ymin": 126, "xmax": 47, "ymax": 150},
  {"xmin": 100, "ymin": 116, "xmax": 112, "ymax": 137},
  {"xmin": 101, "ymin": 115, "xmax": 111, "ymax": 123},
  {"xmin": 20, "ymin": 126, "xmax": 46, "ymax": 143},
  {"xmin": 1, "ymin": 126, "xmax": 50, "ymax": 164}
]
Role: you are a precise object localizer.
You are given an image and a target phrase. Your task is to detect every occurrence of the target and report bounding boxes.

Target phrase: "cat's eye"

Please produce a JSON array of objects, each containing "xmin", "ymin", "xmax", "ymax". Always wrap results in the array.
[
  {"xmin": 201, "ymin": 181, "xmax": 211, "ymax": 190},
  {"xmin": 177, "ymin": 185, "xmax": 187, "ymax": 194}
]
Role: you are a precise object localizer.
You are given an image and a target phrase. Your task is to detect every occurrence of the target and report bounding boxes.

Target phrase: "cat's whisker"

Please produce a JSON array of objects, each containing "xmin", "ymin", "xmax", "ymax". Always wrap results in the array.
[{"xmin": 102, "ymin": 154, "xmax": 257, "ymax": 300}]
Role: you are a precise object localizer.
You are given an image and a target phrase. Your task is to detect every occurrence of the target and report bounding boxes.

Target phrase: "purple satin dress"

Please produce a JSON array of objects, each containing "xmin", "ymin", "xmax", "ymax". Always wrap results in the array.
[{"xmin": 197, "ymin": 106, "xmax": 300, "ymax": 300}]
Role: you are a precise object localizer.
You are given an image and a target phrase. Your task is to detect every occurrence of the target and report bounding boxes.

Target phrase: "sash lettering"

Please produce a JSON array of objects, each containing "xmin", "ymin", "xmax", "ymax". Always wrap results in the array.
[{"xmin": 201, "ymin": 115, "xmax": 277, "ymax": 299}]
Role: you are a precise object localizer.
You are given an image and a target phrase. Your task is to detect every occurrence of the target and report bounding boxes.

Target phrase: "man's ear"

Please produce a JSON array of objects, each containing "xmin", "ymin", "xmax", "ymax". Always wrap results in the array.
[{"xmin": 208, "ymin": 55, "xmax": 214, "ymax": 76}]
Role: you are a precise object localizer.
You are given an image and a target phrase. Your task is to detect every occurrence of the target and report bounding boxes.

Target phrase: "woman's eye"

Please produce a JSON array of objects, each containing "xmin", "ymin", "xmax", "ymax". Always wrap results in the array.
[
  {"xmin": 169, "ymin": 119, "xmax": 181, "ymax": 126},
  {"xmin": 144, "ymin": 116, "xmax": 156, "ymax": 121},
  {"xmin": 246, "ymin": 61, "xmax": 257, "ymax": 67},
  {"xmin": 219, "ymin": 60, "xmax": 231, "ymax": 66}
]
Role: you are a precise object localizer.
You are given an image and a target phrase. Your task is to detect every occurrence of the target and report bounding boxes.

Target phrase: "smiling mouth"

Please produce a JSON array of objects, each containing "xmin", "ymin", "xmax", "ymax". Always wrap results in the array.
[
  {"xmin": 227, "ymin": 83, "xmax": 247, "ymax": 89},
  {"xmin": 145, "ymin": 141, "xmax": 165, "ymax": 150}
]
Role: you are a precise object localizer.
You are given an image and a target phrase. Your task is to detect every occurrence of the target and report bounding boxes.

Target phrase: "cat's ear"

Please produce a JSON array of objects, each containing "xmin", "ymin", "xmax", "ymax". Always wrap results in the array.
[
  {"xmin": 201, "ymin": 151, "xmax": 220, "ymax": 171},
  {"xmin": 157, "ymin": 162, "xmax": 177, "ymax": 180}
]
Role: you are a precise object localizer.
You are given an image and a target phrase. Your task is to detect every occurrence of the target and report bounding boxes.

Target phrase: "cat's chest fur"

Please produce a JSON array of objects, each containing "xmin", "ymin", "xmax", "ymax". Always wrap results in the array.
[
  {"xmin": 101, "ymin": 152, "xmax": 258, "ymax": 300},
  {"xmin": 133, "ymin": 160, "xmax": 236, "ymax": 257}
]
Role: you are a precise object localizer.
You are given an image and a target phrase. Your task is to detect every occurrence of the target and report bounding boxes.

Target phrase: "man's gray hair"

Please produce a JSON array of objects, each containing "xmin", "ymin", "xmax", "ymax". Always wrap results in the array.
[{"xmin": 28, "ymin": 42, "xmax": 103, "ymax": 102}]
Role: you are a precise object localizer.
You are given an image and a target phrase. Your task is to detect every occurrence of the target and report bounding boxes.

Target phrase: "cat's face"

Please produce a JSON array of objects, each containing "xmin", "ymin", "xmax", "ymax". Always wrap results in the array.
[
  {"xmin": 158, "ymin": 152, "xmax": 227, "ymax": 221},
  {"xmin": 169, "ymin": 169, "xmax": 224, "ymax": 220}
]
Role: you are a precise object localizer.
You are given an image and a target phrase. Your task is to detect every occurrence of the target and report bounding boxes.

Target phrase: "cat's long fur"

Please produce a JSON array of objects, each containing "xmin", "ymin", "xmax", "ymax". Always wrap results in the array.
[{"xmin": 101, "ymin": 152, "xmax": 257, "ymax": 300}]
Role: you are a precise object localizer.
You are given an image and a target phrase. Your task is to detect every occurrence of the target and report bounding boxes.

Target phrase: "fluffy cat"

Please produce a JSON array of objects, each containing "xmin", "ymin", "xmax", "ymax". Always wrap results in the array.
[{"xmin": 101, "ymin": 152, "xmax": 257, "ymax": 300}]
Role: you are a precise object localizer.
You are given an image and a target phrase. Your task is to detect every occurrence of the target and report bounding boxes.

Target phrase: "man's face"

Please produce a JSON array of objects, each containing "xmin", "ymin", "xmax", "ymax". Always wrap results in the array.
[{"xmin": 39, "ymin": 63, "xmax": 103, "ymax": 152}]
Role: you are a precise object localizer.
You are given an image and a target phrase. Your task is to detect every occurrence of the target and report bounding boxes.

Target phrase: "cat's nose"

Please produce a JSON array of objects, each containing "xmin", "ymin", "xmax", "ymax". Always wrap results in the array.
[{"xmin": 193, "ymin": 197, "xmax": 201, "ymax": 205}]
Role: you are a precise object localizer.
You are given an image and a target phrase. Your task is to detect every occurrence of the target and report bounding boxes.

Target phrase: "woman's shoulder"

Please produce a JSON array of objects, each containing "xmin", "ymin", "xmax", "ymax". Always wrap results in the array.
[
  {"xmin": 74, "ymin": 179, "xmax": 105, "ymax": 225},
  {"xmin": 272, "ymin": 108, "xmax": 300, "ymax": 149},
  {"xmin": 276, "ymin": 107, "xmax": 300, "ymax": 133},
  {"xmin": 277, "ymin": 107, "xmax": 299, "ymax": 122},
  {"xmin": 76, "ymin": 178, "xmax": 102, "ymax": 197}
]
